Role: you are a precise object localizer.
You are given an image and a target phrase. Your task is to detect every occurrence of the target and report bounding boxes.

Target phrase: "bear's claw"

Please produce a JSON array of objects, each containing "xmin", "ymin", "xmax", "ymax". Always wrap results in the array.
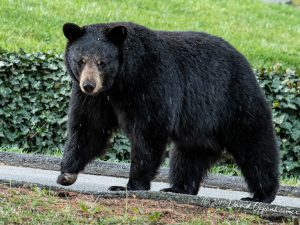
[
  {"xmin": 160, "ymin": 187, "xmax": 187, "ymax": 194},
  {"xmin": 108, "ymin": 186, "xmax": 127, "ymax": 191},
  {"xmin": 240, "ymin": 197, "xmax": 274, "ymax": 203}
]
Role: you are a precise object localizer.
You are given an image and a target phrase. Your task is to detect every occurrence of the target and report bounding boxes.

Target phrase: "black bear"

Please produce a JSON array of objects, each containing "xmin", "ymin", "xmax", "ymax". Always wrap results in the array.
[{"xmin": 57, "ymin": 22, "xmax": 279, "ymax": 203}]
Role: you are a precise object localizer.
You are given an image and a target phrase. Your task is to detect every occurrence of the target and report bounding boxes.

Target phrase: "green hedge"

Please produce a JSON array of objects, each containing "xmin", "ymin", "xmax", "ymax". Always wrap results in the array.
[
  {"xmin": 256, "ymin": 65, "xmax": 300, "ymax": 175},
  {"xmin": 0, "ymin": 52, "xmax": 68, "ymax": 151},
  {"xmin": 0, "ymin": 52, "xmax": 299, "ymax": 176}
]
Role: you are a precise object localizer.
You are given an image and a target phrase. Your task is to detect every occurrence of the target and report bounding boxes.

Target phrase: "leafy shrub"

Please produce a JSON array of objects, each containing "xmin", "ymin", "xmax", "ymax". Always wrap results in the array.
[
  {"xmin": 0, "ymin": 52, "xmax": 68, "ymax": 151},
  {"xmin": 0, "ymin": 52, "xmax": 299, "ymax": 176},
  {"xmin": 255, "ymin": 65, "xmax": 300, "ymax": 176},
  {"xmin": 104, "ymin": 135, "xmax": 131, "ymax": 162}
]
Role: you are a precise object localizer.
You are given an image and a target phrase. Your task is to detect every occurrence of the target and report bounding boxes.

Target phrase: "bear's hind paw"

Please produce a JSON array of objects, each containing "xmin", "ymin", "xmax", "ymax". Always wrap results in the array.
[{"xmin": 241, "ymin": 196, "xmax": 274, "ymax": 203}]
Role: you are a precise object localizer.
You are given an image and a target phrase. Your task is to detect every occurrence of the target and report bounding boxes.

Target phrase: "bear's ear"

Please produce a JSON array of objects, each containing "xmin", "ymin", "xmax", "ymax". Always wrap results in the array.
[
  {"xmin": 63, "ymin": 23, "xmax": 85, "ymax": 41},
  {"xmin": 106, "ymin": 26, "xmax": 127, "ymax": 45}
]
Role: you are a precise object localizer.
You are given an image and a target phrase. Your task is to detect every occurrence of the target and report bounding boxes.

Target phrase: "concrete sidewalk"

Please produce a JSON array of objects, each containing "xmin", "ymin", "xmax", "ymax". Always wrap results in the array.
[
  {"xmin": 1, "ymin": 152, "xmax": 299, "ymax": 198},
  {"xmin": 1, "ymin": 165, "xmax": 299, "ymax": 208}
]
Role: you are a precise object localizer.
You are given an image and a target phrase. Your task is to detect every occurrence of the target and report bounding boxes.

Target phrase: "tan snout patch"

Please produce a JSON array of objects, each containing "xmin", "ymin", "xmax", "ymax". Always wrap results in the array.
[{"xmin": 79, "ymin": 63, "xmax": 103, "ymax": 94}]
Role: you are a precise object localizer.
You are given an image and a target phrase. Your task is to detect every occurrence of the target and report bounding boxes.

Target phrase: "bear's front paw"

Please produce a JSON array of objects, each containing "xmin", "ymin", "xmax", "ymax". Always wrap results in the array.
[
  {"xmin": 108, "ymin": 186, "xmax": 127, "ymax": 191},
  {"xmin": 57, "ymin": 173, "xmax": 78, "ymax": 186}
]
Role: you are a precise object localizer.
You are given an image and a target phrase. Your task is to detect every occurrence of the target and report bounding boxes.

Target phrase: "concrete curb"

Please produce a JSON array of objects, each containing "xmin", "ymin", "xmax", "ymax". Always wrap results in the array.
[
  {"xmin": 0, "ymin": 178, "xmax": 299, "ymax": 219},
  {"xmin": 1, "ymin": 152, "xmax": 299, "ymax": 197}
]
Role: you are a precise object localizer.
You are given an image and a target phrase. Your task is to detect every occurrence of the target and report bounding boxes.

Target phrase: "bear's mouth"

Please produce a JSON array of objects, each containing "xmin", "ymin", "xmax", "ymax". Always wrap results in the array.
[
  {"xmin": 80, "ymin": 80, "xmax": 103, "ymax": 95},
  {"xmin": 80, "ymin": 78, "xmax": 115, "ymax": 96}
]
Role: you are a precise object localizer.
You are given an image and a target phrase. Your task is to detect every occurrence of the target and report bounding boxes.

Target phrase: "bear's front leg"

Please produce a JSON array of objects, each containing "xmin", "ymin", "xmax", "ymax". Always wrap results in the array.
[
  {"xmin": 109, "ymin": 135, "xmax": 168, "ymax": 191},
  {"xmin": 57, "ymin": 87, "xmax": 118, "ymax": 186},
  {"xmin": 58, "ymin": 121, "xmax": 112, "ymax": 185},
  {"xmin": 57, "ymin": 121, "xmax": 96, "ymax": 186},
  {"xmin": 58, "ymin": 114, "xmax": 115, "ymax": 186}
]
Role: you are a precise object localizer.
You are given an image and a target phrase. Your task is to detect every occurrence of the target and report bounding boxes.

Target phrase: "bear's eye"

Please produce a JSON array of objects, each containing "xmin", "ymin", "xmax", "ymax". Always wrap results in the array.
[
  {"xmin": 97, "ymin": 61, "xmax": 106, "ymax": 68},
  {"xmin": 77, "ymin": 59, "xmax": 86, "ymax": 66}
]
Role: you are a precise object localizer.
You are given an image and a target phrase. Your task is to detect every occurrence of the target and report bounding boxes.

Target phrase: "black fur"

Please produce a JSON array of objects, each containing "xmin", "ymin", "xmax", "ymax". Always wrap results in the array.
[{"xmin": 59, "ymin": 22, "xmax": 279, "ymax": 203}]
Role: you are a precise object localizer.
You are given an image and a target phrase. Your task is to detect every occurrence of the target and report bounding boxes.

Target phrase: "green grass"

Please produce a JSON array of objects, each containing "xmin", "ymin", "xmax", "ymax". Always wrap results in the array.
[
  {"xmin": 0, "ymin": 145, "xmax": 63, "ymax": 157},
  {"xmin": 210, "ymin": 164, "xmax": 242, "ymax": 176},
  {"xmin": 210, "ymin": 164, "xmax": 300, "ymax": 186},
  {"xmin": 0, "ymin": 0, "xmax": 300, "ymax": 71}
]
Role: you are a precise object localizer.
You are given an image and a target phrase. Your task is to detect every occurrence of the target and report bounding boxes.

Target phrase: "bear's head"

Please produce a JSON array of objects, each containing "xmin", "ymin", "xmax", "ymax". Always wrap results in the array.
[{"xmin": 63, "ymin": 23, "xmax": 127, "ymax": 95}]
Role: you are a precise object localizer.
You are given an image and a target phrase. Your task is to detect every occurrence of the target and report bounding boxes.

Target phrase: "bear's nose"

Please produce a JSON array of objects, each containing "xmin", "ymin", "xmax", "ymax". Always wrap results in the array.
[{"xmin": 83, "ymin": 82, "xmax": 95, "ymax": 93}]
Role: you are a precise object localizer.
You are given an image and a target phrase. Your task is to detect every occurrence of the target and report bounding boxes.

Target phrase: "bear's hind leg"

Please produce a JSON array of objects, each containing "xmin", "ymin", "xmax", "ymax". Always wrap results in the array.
[
  {"xmin": 161, "ymin": 145, "xmax": 221, "ymax": 195},
  {"xmin": 229, "ymin": 131, "xmax": 279, "ymax": 203}
]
